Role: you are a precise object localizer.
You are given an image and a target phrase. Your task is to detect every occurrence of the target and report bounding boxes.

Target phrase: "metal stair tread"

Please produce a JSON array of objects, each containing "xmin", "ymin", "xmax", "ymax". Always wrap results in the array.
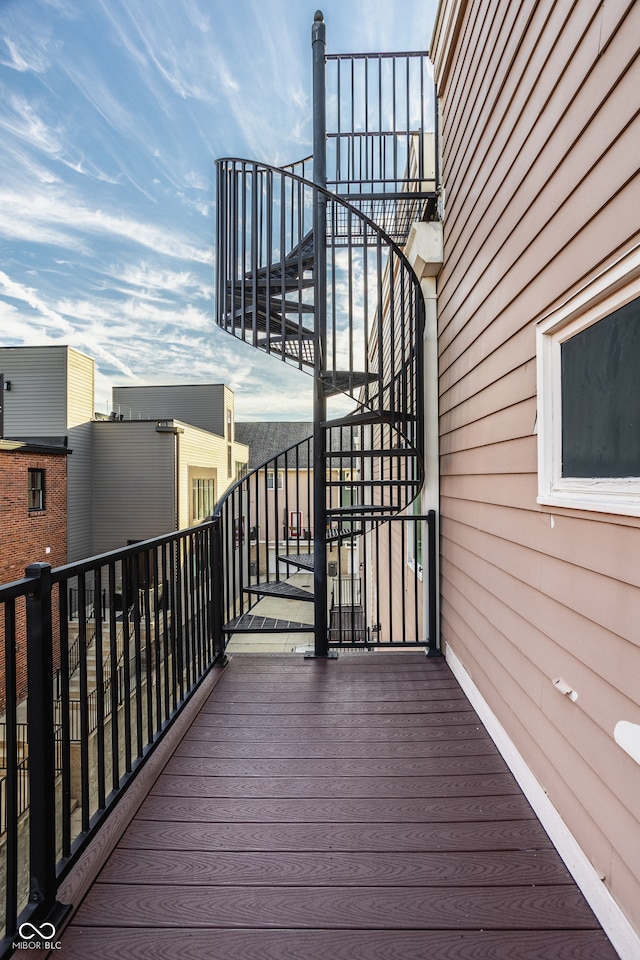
[
  {"xmin": 223, "ymin": 614, "xmax": 314, "ymax": 633},
  {"xmin": 242, "ymin": 581, "xmax": 315, "ymax": 601},
  {"xmin": 320, "ymin": 370, "xmax": 379, "ymax": 396},
  {"xmin": 277, "ymin": 553, "xmax": 314, "ymax": 571}
]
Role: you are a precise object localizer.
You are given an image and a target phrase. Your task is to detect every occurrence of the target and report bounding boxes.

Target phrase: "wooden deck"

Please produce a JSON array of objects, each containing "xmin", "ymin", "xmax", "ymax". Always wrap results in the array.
[{"xmin": 57, "ymin": 653, "xmax": 618, "ymax": 959}]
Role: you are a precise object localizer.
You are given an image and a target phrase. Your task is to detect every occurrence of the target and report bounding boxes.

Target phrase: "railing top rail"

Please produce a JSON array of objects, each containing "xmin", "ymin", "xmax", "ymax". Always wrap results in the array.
[
  {"xmin": 325, "ymin": 51, "xmax": 429, "ymax": 61},
  {"xmin": 0, "ymin": 576, "xmax": 35, "ymax": 603},
  {"xmin": 0, "ymin": 518, "xmax": 219, "ymax": 599},
  {"xmin": 213, "ymin": 433, "xmax": 313, "ymax": 519}
]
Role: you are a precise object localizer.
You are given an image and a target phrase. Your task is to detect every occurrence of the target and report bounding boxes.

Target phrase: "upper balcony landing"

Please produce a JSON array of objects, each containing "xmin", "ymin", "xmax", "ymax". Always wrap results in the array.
[{"xmin": 325, "ymin": 51, "xmax": 439, "ymax": 247}]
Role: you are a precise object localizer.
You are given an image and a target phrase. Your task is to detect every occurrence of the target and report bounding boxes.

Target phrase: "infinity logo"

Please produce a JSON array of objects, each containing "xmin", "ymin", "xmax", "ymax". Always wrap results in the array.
[{"xmin": 18, "ymin": 922, "xmax": 57, "ymax": 941}]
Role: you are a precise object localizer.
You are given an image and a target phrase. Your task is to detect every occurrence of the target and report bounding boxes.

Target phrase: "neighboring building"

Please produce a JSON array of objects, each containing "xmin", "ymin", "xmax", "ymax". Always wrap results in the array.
[
  {"xmin": 0, "ymin": 346, "xmax": 249, "ymax": 559},
  {"xmin": 428, "ymin": 0, "xmax": 640, "ymax": 950},
  {"xmin": 112, "ymin": 384, "xmax": 231, "ymax": 438},
  {"xmin": 235, "ymin": 422, "xmax": 314, "ymax": 573},
  {"xmin": 0, "ymin": 439, "xmax": 69, "ymax": 705},
  {"xmin": 92, "ymin": 416, "xmax": 248, "ymax": 553},
  {"xmin": 0, "ymin": 346, "xmax": 94, "ymax": 561}
]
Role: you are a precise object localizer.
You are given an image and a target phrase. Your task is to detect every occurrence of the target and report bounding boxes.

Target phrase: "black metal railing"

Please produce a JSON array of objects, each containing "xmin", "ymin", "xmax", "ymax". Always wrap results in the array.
[
  {"xmin": 325, "ymin": 51, "xmax": 438, "ymax": 243},
  {"xmin": 214, "ymin": 30, "xmax": 437, "ymax": 656},
  {"xmin": 213, "ymin": 430, "xmax": 436, "ymax": 648},
  {"xmin": 0, "ymin": 522, "xmax": 224, "ymax": 953}
]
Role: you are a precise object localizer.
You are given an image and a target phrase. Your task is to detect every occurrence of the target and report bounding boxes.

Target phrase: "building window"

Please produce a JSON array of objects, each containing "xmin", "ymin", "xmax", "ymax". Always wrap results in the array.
[
  {"xmin": 266, "ymin": 470, "xmax": 284, "ymax": 490},
  {"xmin": 192, "ymin": 477, "xmax": 215, "ymax": 521},
  {"xmin": 340, "ymin": 478, "xmax": 359, "ymax": 532},
  {"xmin": 227, "ymin": 445, "xmax": 233, "ymax": 478},
  {"xmin": 537, "ymin": 251, "xmax": 640, "ymax": 516},
  {"xmin": 28, "ymin": 468, "xmax": 45, "ymax": 512},
  {"xmin": 226, "ymin": 408, "xmax": 232, "ymax": 441}
]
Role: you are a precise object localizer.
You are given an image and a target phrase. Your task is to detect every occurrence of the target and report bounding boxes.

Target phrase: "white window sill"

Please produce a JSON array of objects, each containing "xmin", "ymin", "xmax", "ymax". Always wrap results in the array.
[
  {"xmin": 408, "ymin": 559, "xmax": 423, "ymax": 580},
  {"xmin": 538, "ymin": 482, "xmax": 640, "ymax": 518}
]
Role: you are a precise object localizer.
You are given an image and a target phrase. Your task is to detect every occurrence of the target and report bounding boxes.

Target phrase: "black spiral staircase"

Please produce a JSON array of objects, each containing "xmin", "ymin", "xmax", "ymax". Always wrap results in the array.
[{"xmin": 214, "ymin": 13, "xmax": 439, "ymax": 656}]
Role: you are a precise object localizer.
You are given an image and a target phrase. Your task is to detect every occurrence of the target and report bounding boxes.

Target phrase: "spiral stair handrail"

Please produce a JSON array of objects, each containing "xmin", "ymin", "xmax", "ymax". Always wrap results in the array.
[
  {"xmin": 213, "ymin": 156, "xmax": 425, "ymax": 643},
  {"xmin": 215, "ymin": 157, "xmax": 424, "ymax": 491}
]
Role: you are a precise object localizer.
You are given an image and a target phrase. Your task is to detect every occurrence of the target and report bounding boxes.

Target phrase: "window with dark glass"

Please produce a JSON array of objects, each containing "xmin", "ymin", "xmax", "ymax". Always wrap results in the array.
[
  {"xmin": 561, "ymin": 296, "xmax": 640, "ymax": 478},
  {"xmin": 192, "ymin": 477, "xmax": 214, "ymax": 521},
  {"xmin": 28, "ymin": 468, "xmax": 45, "ymax": 511}
]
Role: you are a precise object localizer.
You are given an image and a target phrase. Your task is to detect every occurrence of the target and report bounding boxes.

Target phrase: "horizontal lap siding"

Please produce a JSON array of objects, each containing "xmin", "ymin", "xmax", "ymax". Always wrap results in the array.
[
  {"xmin": 434, "ymin": 0, "xmax": 640, "ymax": 934},
  {"xmin": 66, "ymin": 349, "xmax": 95, "ymax": 560},
  {"xmin": 91, "ymin": 423, "xmax": 176, "ymax": 552}
]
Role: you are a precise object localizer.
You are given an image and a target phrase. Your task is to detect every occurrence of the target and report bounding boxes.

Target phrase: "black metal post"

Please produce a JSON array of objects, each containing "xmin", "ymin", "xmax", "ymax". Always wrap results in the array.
[
  {"xmin": 24, "ymin": 562, "xmax": 69, "ymax": 934},
  {"xmin": 211, "ymin": 518, "xmax": 226, "ymax": 662},
  {"xmin": 312, "ymin": 10, "xmax": 330, "ymax": 657},
  {"xmin": 425, "ymin": 510, "xmax": 441, "ymax": 656}
]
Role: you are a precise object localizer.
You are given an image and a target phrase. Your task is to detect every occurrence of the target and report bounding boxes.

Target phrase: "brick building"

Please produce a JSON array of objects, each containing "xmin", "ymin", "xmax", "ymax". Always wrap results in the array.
[{"xmin": 0, "ymin": 439, "xmax": 69, "ymax": 707}]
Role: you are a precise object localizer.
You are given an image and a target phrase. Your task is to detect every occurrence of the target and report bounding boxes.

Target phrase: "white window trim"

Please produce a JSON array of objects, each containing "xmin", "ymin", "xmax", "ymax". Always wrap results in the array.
[
  {"xmin": 536, "ymin": 245, "xmax": 640, "ymax": 517},
  {"xmin": 266, "ymin": 470, "xmax": 284, "ymax": 490}
]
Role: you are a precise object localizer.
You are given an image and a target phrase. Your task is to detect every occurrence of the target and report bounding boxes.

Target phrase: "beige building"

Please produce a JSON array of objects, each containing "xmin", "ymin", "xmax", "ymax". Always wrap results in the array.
[
  {"xmin": 234, "ymin": 422, "xmax": 314, "ymax": 574},
  {"xmin": 425, "ymin": 1, "xmax": 640, "ymax": 955}
]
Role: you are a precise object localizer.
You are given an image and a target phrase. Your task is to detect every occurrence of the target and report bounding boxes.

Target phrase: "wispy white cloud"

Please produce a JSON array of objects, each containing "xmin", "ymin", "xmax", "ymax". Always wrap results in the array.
[
  {"xmin": 0, "ymin": 92, "xmax": 62, "ymax": 155},
  {"xmin": 110, "ymin": 263, "xmax": 211, "ymax": 301},
  {"xmin": 0, "ymin": 271, "xmax": 74, "ymax": 335},
  {"xmin": 0, "ymin": 36, "xmax": 49, "ymax": 73},
  {"xmin": 0, "ymin": 184, "xmax": 211, "ymax": 263}
]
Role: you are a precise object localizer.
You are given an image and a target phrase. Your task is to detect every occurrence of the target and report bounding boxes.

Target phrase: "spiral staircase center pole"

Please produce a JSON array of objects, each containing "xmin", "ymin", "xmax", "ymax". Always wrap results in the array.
[{"xmin": 311, "ymin": 11, "xmax": 330, "ymax": 657}]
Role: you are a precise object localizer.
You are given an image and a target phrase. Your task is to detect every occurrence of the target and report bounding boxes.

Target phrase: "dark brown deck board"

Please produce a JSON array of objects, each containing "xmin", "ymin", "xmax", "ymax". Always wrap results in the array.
[
  {"xmin": 99, "ymin": 848, "xmax": 574, "ymax": 886},
  {"xmin": 150, "ymin": 772, "xmax": 522, "ymax": 798},
  {"xmin": 162, "ymin": 753, "xmax": 509, "ymax": 777},
  {"xmin": 71, "ymin": 882, "xmax": 602, "ymax": 929},
  {"xmin": 200, "ymin": 698, "xmax": 474, "ymax": 714},
  {"xmin": 175, "ymin": 735, "xmax": 499, "ymax": 757},
  {"xmin": 55, "ymin": 928, "xmax": 618, "ymax": 960},
  {"xmin": 189, "ymin": 709, "xmax": 480, "ymax": 728},
  {"xmin": 135, "ymin": 793, "xmax": 538, "ymax": 823},
  {"xmin": 59, "ymin": 654, "xmax": 619, "ymax": 959},
  {"xmin": 118, "ymin": 818, "xmax": 552, "ymax": 852}
]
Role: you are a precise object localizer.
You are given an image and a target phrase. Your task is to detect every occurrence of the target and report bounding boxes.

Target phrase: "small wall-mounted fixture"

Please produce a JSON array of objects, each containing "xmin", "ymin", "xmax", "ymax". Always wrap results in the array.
[
  {"xmin": 552, "ymin": 677, "xmax": 578, "ymax": 702},
  {"xmin": 3, "ymin": 380, "xmax": 11, "ymax": 391},
  {"xmin": 155, "ymin": 421, "xmax": 184, "ymax": 435}
]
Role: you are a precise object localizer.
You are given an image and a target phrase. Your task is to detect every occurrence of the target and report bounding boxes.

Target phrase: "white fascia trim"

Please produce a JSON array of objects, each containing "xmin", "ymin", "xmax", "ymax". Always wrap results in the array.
[{"xmin": 445, "ymin": 644, "xmax": 640, "ymax": 960}]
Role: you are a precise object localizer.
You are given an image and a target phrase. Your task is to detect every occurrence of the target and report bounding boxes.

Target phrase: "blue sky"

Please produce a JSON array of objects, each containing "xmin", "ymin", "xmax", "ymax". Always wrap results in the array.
[{"xmin": 0, "ymin": 0, "xmax": 437, "ymax": 420}]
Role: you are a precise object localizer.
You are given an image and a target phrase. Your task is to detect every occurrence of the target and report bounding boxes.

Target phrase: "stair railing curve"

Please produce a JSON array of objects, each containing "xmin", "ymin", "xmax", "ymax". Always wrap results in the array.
[{"xmin": 214, "ymin": 156, "xmax": 426, "ymax": 646}]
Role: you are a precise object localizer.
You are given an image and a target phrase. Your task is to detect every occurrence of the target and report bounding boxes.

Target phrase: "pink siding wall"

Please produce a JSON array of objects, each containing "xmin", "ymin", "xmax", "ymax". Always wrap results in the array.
[{"xmin": 432, "ymin": 0, "xmax": 640, "ymax": 935}]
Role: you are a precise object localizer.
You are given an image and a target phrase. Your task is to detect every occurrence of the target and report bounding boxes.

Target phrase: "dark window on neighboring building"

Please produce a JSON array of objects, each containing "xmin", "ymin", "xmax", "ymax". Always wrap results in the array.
[
  {"xmin": 561, "ymin": 296, "xmax": 640, "ymax": 477},
  {"xmin": 28, "ymin": 468, "xmax": 45, "ymax": 511},
  {"xmin": 192, "ymin": 477, "xmax": 215, "ymax": 521}
]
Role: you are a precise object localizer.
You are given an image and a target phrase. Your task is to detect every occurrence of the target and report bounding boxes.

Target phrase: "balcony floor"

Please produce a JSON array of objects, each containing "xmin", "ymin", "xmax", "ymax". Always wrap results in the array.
[{"xmin": 58, "ymin": 653, "xmax": 618, "ymax": 959}]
